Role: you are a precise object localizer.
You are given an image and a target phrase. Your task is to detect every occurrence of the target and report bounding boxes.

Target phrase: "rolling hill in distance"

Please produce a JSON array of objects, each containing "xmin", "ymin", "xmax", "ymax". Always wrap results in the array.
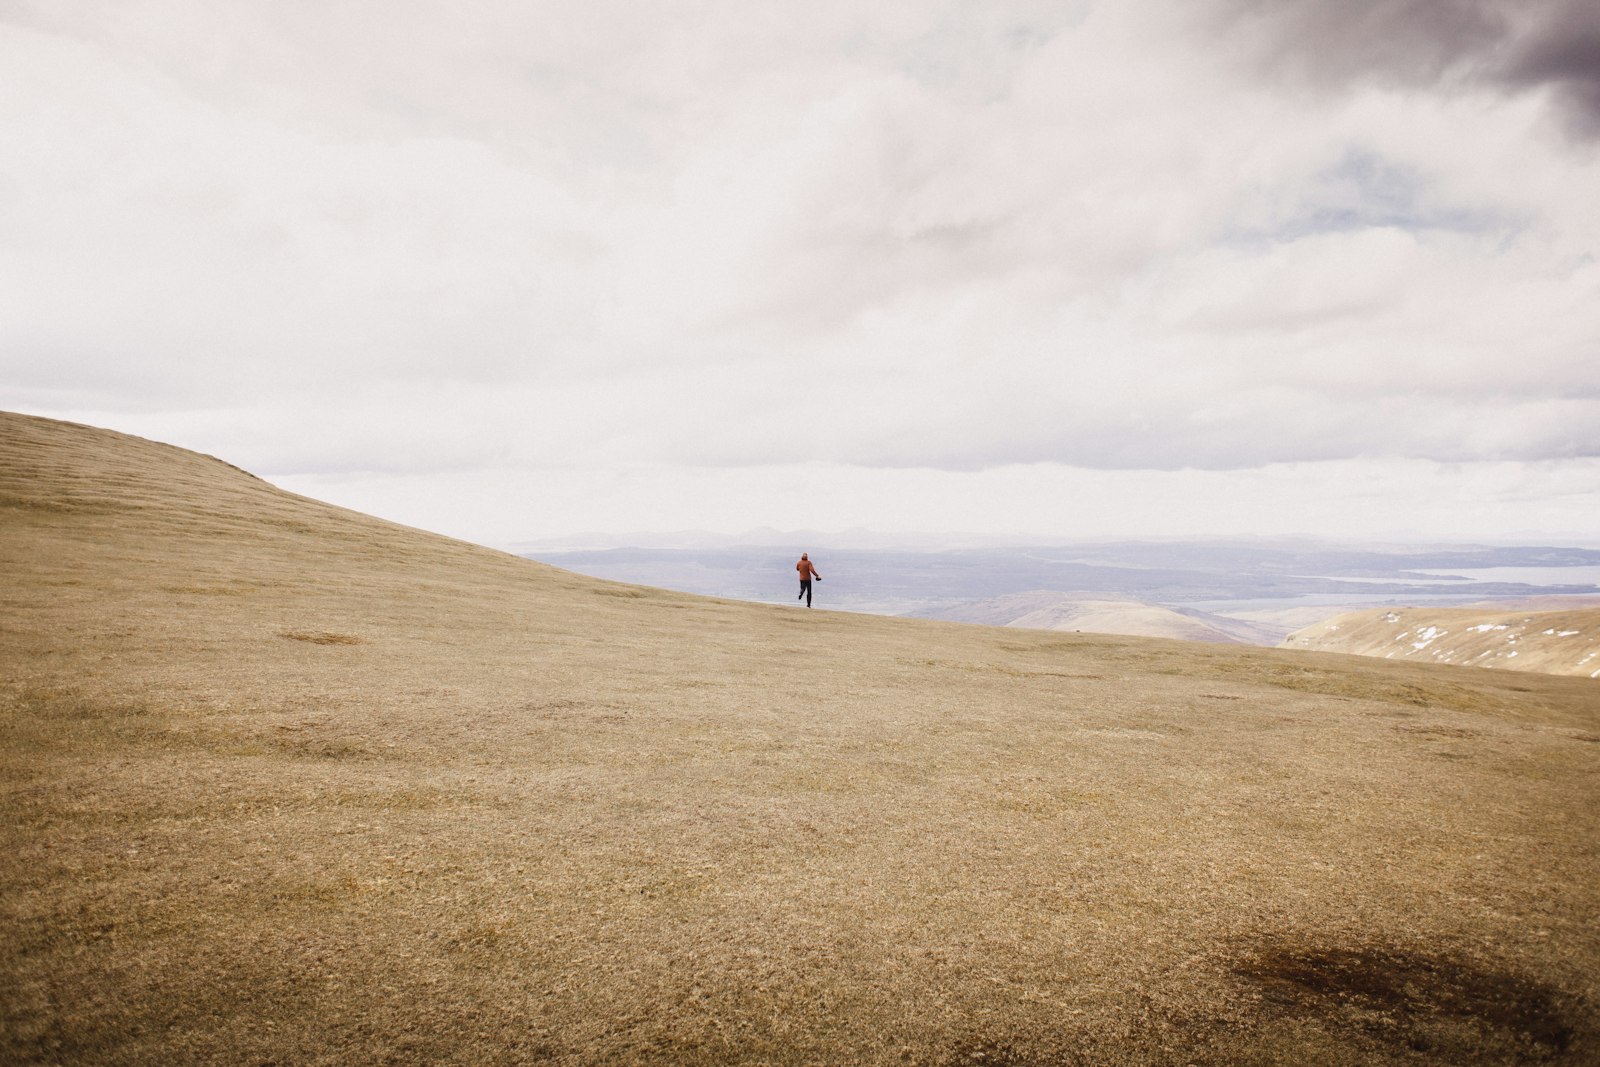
[
  {"xmin": 1286, "ymin": 606, "xmax": 1600, "ymax": 678},
  {"xmin": 3, "ymin": 411, "xmax": 1599, "ymax": 1065},
  {"xmin": 911, "ymin": 592, "xmax": 1285, "ymax": 645}
]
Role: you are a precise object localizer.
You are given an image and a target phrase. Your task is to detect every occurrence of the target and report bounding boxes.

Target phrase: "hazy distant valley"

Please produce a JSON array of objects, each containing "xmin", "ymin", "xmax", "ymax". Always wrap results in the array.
[{"xmin": 528, "ymin": 540, "xmax": 1600, "ymax": 645}]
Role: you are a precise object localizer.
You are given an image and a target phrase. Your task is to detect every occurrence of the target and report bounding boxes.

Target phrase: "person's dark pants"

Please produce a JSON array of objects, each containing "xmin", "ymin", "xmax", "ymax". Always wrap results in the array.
[{"xmin": 798, "ymin": 579, "xmax": 812, "ymax": 607}]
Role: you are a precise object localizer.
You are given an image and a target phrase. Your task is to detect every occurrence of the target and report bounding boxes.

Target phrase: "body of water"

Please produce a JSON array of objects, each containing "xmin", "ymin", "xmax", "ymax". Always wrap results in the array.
[{"xmin": 1410, "ymin": 565, "xmax": 1600, "ymax": 587}]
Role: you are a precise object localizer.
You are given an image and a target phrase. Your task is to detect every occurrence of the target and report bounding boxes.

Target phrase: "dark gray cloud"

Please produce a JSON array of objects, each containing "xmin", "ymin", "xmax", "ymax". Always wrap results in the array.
[
  {"xmin": 1207, "ymin": 0, "xmax": 1600, "ymax": 136},
  {"xmin": 1207, "ymin": 0, "xmax": 1510, "ymax": 85},
  {"xmin": 1500, "ymin": 2, "xmax": 1600, "ymax": 136}
]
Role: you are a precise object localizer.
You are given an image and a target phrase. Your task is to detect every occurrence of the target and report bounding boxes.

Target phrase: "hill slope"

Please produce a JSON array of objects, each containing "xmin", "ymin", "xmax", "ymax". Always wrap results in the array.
[
  {"xmin": 3, "ymin": 412, "xmax": 1598, "ymax": 1067},
  {"xmin": 1284, "ymin": 606, "xmax": 1600, "ymax": 678},
  {"xmin": 915, "ymin": 591, "xmax": 1284, "ymax": 644}
]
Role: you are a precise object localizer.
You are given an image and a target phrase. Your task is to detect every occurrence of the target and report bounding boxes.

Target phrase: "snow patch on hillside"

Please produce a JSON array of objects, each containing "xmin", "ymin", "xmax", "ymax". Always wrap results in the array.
[{"xmin": 1282, "ymin": 605, "xmax": 1600, "ymax": 678}]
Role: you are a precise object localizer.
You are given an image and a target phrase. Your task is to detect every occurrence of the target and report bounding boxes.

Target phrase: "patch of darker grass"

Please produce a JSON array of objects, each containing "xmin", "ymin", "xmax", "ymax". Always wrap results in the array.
[
  {"xmin": 0, "ymin": 495, "xmax": 121, "ymax": 516},
  {"xmin": 258, "ymin": 517, "xmax": 321, "ymax": 534},
  {"xmin": 1148, "ymin": 651, "xmax": 1513, "ymax": 714},
  {"xmin": 278, "ymin": 630, "xmax": 364, "ymax": 645},
  {"xmin": 1, "ymin": 684, "xmax": 146, "ymax": 722},
  {"xmin": 1392, "ymin": 723, "xmax": 1483, "ymax": 740},
  {"xmin": 322, "ymin": 785, "xmax": 481, "ymax": 810},
  {"xmin": 1257, "ymin": 670, "xmax": 1435, "ymax": 706},
  {"xmin": 624, "ymin": 1032, "xmax": 751, "ymax": 1067},
  {"xmin": 901, "ymin": 657, "xmax": 1103, "ymax": 680},
  {"xmin": 264, "ymin": 732, "xmax": 378, "ymax": 762},
  {"xmin": 0, "ymin": 688, "xmax": 176, "ymax": 772},
  {"xmin": 522, "ymin": 698, "xmax": 630, "ymax": 724},
  {"xmin": 1233, "ymin": 942, "xmax": 1577, "ymax": 1064},
  {"xmin": 164, "ymin": 582, "xmax": 261, "ymax": 596},
  {"xmin": 939, "ymin": 1039, "xmax": 1080, "ymax": 1067}
]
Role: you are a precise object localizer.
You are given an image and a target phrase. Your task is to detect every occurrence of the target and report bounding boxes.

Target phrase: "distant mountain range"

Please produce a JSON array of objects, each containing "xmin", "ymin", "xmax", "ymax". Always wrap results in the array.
[{"xmin": 529, "ymin": 540, "xmax": 1600, "ymax": 645}]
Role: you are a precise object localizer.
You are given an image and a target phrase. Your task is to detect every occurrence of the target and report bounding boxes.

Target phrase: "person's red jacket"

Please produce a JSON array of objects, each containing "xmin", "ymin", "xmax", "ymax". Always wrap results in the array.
[{"xmin": 796, "ymin": 557, "xmax": 820, "ymax": 580}]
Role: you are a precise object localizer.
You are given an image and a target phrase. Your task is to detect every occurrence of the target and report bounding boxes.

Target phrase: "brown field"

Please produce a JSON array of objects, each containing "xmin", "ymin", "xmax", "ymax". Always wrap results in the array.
[{"xmin": 3, "ymin": 411, "xmax": 1598, "ymax": 1066}]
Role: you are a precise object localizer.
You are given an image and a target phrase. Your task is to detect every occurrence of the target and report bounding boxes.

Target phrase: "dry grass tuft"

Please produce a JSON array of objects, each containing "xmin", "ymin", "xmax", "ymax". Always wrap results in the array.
[{"xmin": 277, "ymin": 630, "xmax": 365, "ymax": 645}]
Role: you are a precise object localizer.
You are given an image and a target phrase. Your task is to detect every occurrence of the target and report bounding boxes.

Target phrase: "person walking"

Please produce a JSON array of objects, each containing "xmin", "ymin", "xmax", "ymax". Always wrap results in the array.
[{"xmin": 795, "ymin": 552, "xmax": 821, "ymax": 608}]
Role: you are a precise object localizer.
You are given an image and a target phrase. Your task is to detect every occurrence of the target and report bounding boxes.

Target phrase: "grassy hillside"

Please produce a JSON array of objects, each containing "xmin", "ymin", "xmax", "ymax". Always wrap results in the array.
[
  {"xmin": 3, "ymin": 411, "xmax": 1597, "ymax": 1066},
  {"xmin": 1285, "ymin": 606, "xmax": 1600, "ymax": 679}
]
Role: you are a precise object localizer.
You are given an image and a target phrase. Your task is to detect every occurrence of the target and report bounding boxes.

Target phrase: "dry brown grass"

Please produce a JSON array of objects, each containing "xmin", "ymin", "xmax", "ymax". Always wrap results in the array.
[{"xmin": 3, "ymin": 411, "xmax": 1598, "ymax": 1065}]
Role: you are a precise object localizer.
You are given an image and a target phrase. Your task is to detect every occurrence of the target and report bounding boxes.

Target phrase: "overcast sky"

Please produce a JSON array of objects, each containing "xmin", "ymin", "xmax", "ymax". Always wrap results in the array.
[{"xmin": 4, "ymin": 0, "xmax": 1598, "ymax": 547}]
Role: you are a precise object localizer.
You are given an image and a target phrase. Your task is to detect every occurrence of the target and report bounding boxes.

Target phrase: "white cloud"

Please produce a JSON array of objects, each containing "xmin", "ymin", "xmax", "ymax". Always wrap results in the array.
[
  {"xmin": 3, "ymin": 0, "xmax": 1597, "ymax": 543},
  {"xmin": 271, "ymin": 456, "xmax": 1600, "ymax": 549}
]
